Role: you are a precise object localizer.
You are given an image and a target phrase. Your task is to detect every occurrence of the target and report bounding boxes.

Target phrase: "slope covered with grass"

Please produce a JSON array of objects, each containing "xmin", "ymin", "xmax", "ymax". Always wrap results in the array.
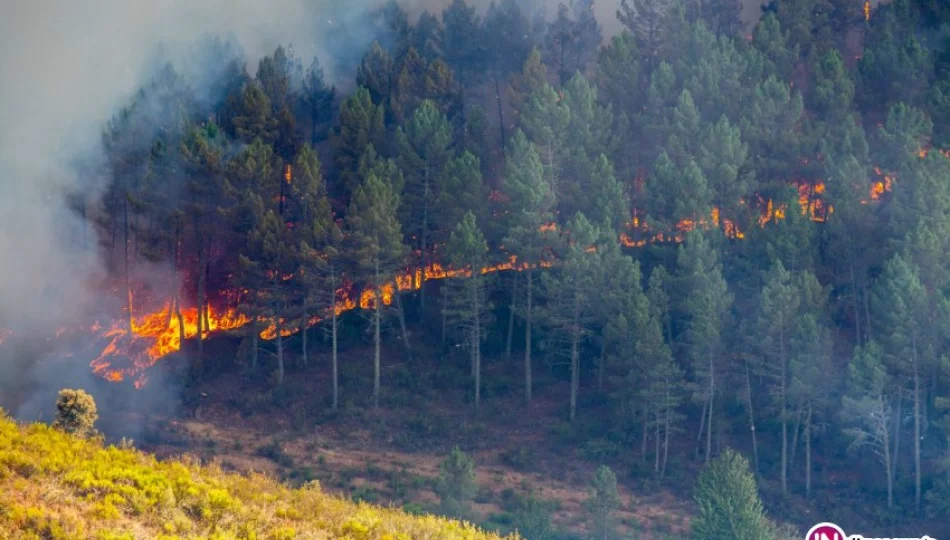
[{"xmin": 0, "ymin": 414, "xmax": 513, "ymax": 540}]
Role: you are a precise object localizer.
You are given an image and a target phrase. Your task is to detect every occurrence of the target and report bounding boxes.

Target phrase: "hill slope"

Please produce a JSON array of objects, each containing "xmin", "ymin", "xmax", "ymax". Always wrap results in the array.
[{"xmin": 0, "ymin": 414, "xmax": 513, "ymax": 540}]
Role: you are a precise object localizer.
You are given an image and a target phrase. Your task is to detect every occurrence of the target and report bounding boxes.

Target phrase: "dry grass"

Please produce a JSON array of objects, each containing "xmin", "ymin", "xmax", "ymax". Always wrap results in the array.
[{"xmin": 0, "ymin": 413, "xmax": 518, "ymax": 540}]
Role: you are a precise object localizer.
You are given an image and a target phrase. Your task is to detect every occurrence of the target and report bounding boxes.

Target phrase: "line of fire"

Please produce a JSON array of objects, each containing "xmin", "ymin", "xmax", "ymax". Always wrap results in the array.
[{"xmin": 3, "ymin": 143, "xmax": 940, "ymax": 391}]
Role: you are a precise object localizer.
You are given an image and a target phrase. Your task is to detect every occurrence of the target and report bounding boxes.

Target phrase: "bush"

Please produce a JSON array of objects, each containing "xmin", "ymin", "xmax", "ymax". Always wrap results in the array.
[
  {"xmin": 436, "ymin": 446, "xmax": 477, "ymax": 518},
  {"xmin": 500, "ymin": 447, "xmax": 536, "ymax": 471},
  {"xmin": 578, "ymin": 438, "xmax": 622, "ymax": 462},
  {"xmin": 53, "ymin": 389, "xmax": 98, "ymax": 438}
]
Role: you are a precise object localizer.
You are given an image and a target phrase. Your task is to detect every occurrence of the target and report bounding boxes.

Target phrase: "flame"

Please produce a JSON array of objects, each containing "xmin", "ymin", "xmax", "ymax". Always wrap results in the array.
[
  {"xmin": 74, "ymin": 150, "xmax": 950, "ymax": 386},
  {"xmin": 89, "ymin": 303, "xmax": 250, "ymax": 386},
  {"xmin": 284, "ymin": 164, "xmax": 292, "ymax": 184},
  {"xmin": 864, "ymin": 0, "xmax": 871, "ymax": 21}
]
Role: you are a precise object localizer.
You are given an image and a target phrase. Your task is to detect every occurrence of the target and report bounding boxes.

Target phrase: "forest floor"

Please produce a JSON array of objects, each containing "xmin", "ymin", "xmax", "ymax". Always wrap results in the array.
[
  {"xmin": 95, "ymin": 322, "xmax": 943, "ymax": 540},
  {"xmin": 127, "ymin": 340, "xmax": 697, "ymax": 539}
]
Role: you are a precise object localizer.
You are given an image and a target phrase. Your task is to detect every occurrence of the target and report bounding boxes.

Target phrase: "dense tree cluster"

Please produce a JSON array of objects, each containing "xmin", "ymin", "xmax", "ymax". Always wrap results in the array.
[{"xmin": 95, "ymin": 0, "xmax": 950, "ymax": 527}]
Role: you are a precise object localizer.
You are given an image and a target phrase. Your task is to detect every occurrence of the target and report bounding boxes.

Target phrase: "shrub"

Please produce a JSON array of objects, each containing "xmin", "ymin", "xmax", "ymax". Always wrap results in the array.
[
  {"xmin": 436, "ymin": 446, "xmax": 477, "ymax": 518},
  {"xmin": 500, "ymin": 446, "xmax": 537, "ymax": 471},
  {"xmin": 584, "ymin": 465, "xmax": 620, "ymax": 540},
  {"xmin": 53, "ymin": 389, "xmax": 98, "ymax": 438}
]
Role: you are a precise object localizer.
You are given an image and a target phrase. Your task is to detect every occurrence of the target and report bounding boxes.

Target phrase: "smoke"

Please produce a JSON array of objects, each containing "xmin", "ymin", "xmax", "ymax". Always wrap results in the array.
[{"xmin": 0, "ymin": 0, "xmax": 867, "ymax": 425}]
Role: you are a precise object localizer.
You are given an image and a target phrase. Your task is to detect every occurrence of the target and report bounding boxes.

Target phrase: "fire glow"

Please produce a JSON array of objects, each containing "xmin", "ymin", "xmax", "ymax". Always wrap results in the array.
[{"xmin": 13, "ymin": 154, "xmax": 934, "ymax": 388}]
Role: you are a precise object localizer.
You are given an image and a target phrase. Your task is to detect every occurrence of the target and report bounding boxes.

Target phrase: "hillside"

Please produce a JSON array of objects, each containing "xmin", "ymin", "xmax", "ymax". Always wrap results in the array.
[{"xmin": 0, "ymin": 413, "xmax": 513, "ymax": 540}]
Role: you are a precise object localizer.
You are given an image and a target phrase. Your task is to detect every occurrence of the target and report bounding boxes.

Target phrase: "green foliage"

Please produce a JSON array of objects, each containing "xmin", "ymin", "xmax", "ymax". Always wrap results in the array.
[
  {"xmin": 691, "ymin": 448, "xmax": 773, "ymax": 540},
  {"xmin": 584, "ymin": 465, "xmax": 620, "ymax": 540},
  {"xmin": 436, "ymin": 446, "xmax": 477, "ymax": 518}
]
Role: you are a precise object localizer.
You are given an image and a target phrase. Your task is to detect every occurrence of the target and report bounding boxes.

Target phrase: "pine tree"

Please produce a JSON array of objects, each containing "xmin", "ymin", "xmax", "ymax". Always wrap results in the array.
[
  {"xmin": 484, "ymin": 0, "xmax": 533, "ymax": 151},
  {"xmin": 617, "ymin": 0, "xmax": 672, "ymax": 70},
  {"xmin": 842, "ymin": 341, "xmax": 896, "ymax": 509},
  {"xmin": 519, "ymin": 83, "xmax": 569, "ymax": 196},
  {"xmin": 645, "ymin": 153, "xmax": 711, "ymax": 235},
  {"xmin": 585, "ymin": 465, "xmax": 620, "ymax": 540},
  {"xmin": 444, "ymin": 212, "xmax": 493, "ymax": 411},
  {"xmin": 692, "ymin": 448, "xmax": 773, "ymax": 540},
  {"xmin": 788, "ymin": 277, "xmax": 834, "ymax": 499},
  {"xmin": 502, "ymin": 130, "xmax": 556, "ymax": 403},
  {"xmin": 544, "ymin": 1, "xmax": 602, "ymax": 86},
  {"xmin": 300, "ymin": 58, "xmax": 336, "ymax": 145},
  {"xmin": 676, "ymin": 230, "xmax": 732, "ymax": 463},
  {"xmin": 436, "ymin": 446, "xmax": 477, "ymax": 518},
  {"xmin": 698, "ymin": 115, "xmax": 750, "ymax": 232},
  {"xmin": 701, "ymin": 0, "xmax": 743, "ymax": 35},
  {"xmin": 754, "ymin": 260, "xmax": 800, "ymax": 496},
  {"xmin": 357, "ymin": 42, "xmax": 396, "ymax": 109},
  {"xmin": 740, "ymin": 76, "xmax": 804, "ymax": 188},
  {"xmin": 410, "ymin": 11, "xmax": 444, "ymax": 61},
  {"xmin": 510, "ymin": 47, "xmax": 549, "ymax": 117},
  {"xmin": 331, "ymin": 87, "xmax": 387, "ymax": 198},
  {"xmin": 231, "ymin": 83, "xmax": 279, "ymax": 147},
  {"xmin": 753, "ymin": 13, "xmax": 799, "ymax": 80},
  {"xmin": 390, "ymin": 50, "xmax": 459, "ymax": 124},
  {"xmin": 292, "ymin": 145, "xmax": 344, "ymax": 408},
  {"xmin": 442, "ymin": 0, "xmax": 483, "ymax": 118},
  {"xmin": 236, "ymin": 199, "xmax": 298, "ymax": 386},
  {"xmin": 871, "ymin": 254, "xmax": 930, "ymax": 511},
  {"xmin": 345, "ymin": 168, "xmax": 408, "ymax": 409},
  {"xmin": 540, "ymin": 212, "xmax": 602, "ymax": 422},
  {"xmin": 395, "ymin": 100, "xmax": 454, "ymax": 311}
]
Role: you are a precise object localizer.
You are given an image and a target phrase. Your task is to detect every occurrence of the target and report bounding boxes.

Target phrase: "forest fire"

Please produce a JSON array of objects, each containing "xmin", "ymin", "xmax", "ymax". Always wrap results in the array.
[
  {"xmin": 82, "ymin": 252, "xmax": 558, "ymax": 387},
  {"xmin": 89, "ymin": 303, "xmax": 250, "ymax": 387}
]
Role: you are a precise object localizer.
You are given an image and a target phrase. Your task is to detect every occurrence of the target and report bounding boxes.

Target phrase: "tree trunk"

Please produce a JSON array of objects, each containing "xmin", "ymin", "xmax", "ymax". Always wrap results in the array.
[
  {"xmin": 696, "ymin": 397, "xmax": 708, "ymax": 461},
  {"xmin": 196, "ymin": 238, "xmax": 208, "ymax": 356},
  {"xmin": 884, "ymin": 402, "xmax": 893, "ymax": 509},
  {"xmin": 494, "ymin": 73, "xmax": 507, "ymax": 152},
  {"xmin": 893, "ymin": 389, "xmax": 902, "ymax": 474},
  {"xmin": 175, "ymin": 296, "xmax": 185, "ymax": 351},
  {"xmin": 374, "ymin": 262, "xmax": 382, "ymax": 409},
  {"xmin": 395, "ymin": 292, "xmax": 413, "ymax": 362},
  {"xmin": 473, "ymin": 277, "xmax": 481, "ymax": 412},
  {"xmin": 790, "ymin": 405, "xmax": 803, "ymax": 468},
  {"xmin": 913, "ymin": 337, "xmax": 921, "ymax": 513},
  {"xmin": 442, "ymin": 284, "xmax": 448, "ymax": 345},
  {"xmin": 420, "ymin": 175, "xmax": 429, "ymax": 312},
  {"xmin": 123, "ymin": 197, "xmax": 133, "ymax": 338},
  {"xmin": 276, "ymin": 316, "xmax": 284, "ymax": 385},
  {"xmin": 331, "ymin": 274, "xmax": 339, "ymax": 411},
  {"xmin": 706, "ymin": 360, "xmax": 714, "ymax": 465},
  {"xmin": 745, "ymin": 361, "xmax": 760, "ymax": 476},
  {"xmin": 655, "ymin": 407, "xmax": 661, "ymax": 473},
  {"xmin": 641, "ymin": 408, "xmax": 648, "ymax": 462},
  {"xmin": 301, "ymin": 310, "xmax": 309, "ymax": 368},
  {"xmin": 662, "ymin": 386, "xmax": 671, "ymax": 477},
  {"xmin": 251, "ymin": 332, "xmax": 259, "ymax": 370},
  {"xmin": 850, "ymin": 264, "xmax": 862, "ymax": 347},
  {"xmin": 525, "ymin": 270, "xmax": 533, "ymax": 403},
  {"xmin": 781, "ymin": 329, "xmax": 788, "ymax": 496},
  {"xmin": 569, "ymin": 293, "xmax": 580, "ymax": 422},
  {"xmin": 506, "ymin": 276, "xmax": 517, "ymax": 360},
  {"xmin": 805, "ymin": 404, "xmax": 813, "ymax": 499},
  {"xmin": 598, "ymin": 340, "xmax": 606, "ymax": 393}
]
